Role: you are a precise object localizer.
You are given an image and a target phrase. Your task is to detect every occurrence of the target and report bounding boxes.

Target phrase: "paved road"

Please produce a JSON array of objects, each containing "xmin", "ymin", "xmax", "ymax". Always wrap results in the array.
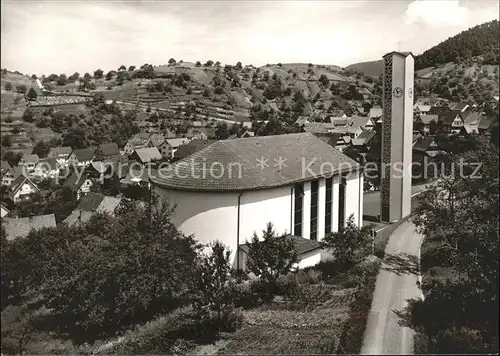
[
  {"xmin": 363, "ymin": 182, "xmax": 429, "ymax": 218},
  {"xmin": 361, "ymin": 220, "xmax": 424, "ymax": 355}
]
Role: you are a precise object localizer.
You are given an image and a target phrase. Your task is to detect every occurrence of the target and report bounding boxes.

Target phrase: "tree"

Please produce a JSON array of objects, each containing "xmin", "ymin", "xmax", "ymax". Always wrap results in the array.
[
  {"xmin": 246, "ymin": 222, "xmax": 297, "ymax": 285},
  {"xmin": 319, "ymin": 74, "xmax": 329, "ymax": 87},
  {"xmin": 15, "ymin": 84, "xmax": 27, "ymax": 94},
  {"xmin": 68, "ymin": 72, "xmax": 79, "ymax": 82},
  {"xmin": 215, "ymin": 122, "xmax": 229, "ymax": 140},
  {"xmin": 1, "ymin": 135, "xmax": 12, "ymax": 147},
  {"xmin": 1, "ymin": 198, "xmax": 200, "ymax": 342},
  {"xmin": 195, "ymin": 61, "xmax": 201, "ymax": 67},
  {"xmin": 194, "ymin": 241, "xmax": 234, "ymax": 336},
  {"xmin": 105, "ymin": 71, "xmax": 113, "ymax": 81},
  {"xmin": 322, "ymin": 214, "xmax": 373, "ymax": 269},
  {"xmin": 0, "ymin": 305, "xmax": 39, "ymax": 355},
  {"xmin": 214, "ymin": 86, "xmax": 223, "ymax": 95},
  {"xmin": 32, "ymin": 140, "xmax": 50, "ymax": 158},
  {"xmin": 168, "ymin": 58, "xmax": 176, "ymax": 65},
  {"xmin": 4, "ymin": 82, "xmax": 12, "ymax": 90},
  {"xmin": 61, "ymin": 127, "xmax": 88, "ymax": 149},
  {"xmin": 83, "ymin": 72, "xmax": 91, "ymax": 80},
  {"xmin": 128, "ymin": 65, "xmax": 136, "ymax": 71},
  {"xmin": 203, "ymin": 88, "xmax": 210, "ymax": 97},
  {"xmin": 408, "ymin": 140, "xmax": 499, "ymax": 353},
  {"xmin": 94, "ymin": 69, "xmax": 104, "ymax": 79},
  {"xmin": 26, "ymin": 87, "xmax": 37, "ymax": 101},
  {"xmin": 3, "ymin": 151, "xmax": 22, "ymax": 167},
  {"xmin": 205, "ymin": 60, "xmax": 214, "ymax": 67},
  {"xmin": 56, "ymin": 74, "xmax": 67, "ymax": 86},
  {"xmin": 118, "ymin": 65, "xmax": 126, "ymax": 71}
]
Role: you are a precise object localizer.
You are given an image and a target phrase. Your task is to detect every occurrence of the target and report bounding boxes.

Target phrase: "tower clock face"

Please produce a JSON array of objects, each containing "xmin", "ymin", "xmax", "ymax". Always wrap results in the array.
[
  {"xmin": 393, "ymin": 87, "xmax": 403, "ymax": 98},
  {"xmin": 408, "ymin": 88, "xmax": 413, "ymax": 98}
]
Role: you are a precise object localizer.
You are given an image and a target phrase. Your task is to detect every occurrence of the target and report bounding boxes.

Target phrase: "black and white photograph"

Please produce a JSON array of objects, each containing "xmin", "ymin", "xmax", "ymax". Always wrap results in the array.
[{"xmin": 0, "ymin": 0, "xmax": 499, "ymax": 354}]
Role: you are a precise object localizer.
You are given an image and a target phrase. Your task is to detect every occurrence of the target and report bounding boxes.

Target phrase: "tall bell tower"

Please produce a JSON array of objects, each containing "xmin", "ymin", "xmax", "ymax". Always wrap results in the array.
[{"xmin": 380, "ymin": 51, "xmax": 414, "ymax": 223}]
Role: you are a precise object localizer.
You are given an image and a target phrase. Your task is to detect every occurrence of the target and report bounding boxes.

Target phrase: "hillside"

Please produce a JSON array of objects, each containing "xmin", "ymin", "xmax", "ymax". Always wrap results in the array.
[
  {"xmin": 345, "ymin": 60, "xmax": 383, "ymax": 78},
  {"xmin": 347, "ymin": 19, "xmax": 499, "ymax": 77},
  {"xmin": 415, "ymin": 19, "xmax": 499, "ymax": 70},
  {"xmin": 1, "ymin": 61, "xmax": 379, "ymax": 129}
]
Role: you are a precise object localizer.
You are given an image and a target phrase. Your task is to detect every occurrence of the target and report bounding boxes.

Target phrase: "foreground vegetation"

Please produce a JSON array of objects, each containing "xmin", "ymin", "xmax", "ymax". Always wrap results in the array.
[
  {"xmin": 409, "ymin": 136, "xmax": 499, "ymax": 353},
  {"xmin": 1, "ymin": 205, "xmax": 379, "ymax": 354}
]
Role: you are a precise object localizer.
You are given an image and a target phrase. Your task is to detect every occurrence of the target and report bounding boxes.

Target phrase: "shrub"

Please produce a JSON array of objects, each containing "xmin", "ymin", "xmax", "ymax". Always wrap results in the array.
[
  {"xmin": 246, "ymin": 223, "xmax": 297, "ymax": 286},
  {"xmin": 4, "ymin": 82, "xmax": 12, "ymax": 90},
  {"xmin": 16, "ymin": 84, "xmax": 27, "ymax": 94},
  {"xmin": 232, "ymin": 282, "xmax": 262, "ymax": 309}
]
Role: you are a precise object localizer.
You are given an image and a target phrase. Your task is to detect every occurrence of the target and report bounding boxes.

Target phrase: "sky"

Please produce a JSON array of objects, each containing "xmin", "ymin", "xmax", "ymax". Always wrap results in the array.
[{"xmin": 1, "ymin": 0, "xmax": 499, "ymax": 75}]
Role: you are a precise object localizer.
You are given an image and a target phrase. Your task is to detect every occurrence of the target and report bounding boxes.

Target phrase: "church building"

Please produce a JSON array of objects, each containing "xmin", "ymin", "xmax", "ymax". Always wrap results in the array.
[{"xmin": 151, "ymin": 132, "xmax": 363, "ymax": 266}]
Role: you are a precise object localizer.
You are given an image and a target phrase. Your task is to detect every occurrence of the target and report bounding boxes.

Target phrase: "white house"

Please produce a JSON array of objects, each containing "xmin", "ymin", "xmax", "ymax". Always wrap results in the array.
[
  {"xmin": 123, "ymin": 138, "xmax": 148, "ymax": 156},
  {"xmin": 162, "ymin": 137, "xmax": 190, "ymax": 158},
  {"xmin": 33, "ymin": 158, "xmax": 59, "ymax": 180},
  {"xmin": 1, "ymin": 165, "xmax": 22, "ymax": 187},
  {"xmin": 67, "ymin": 148, "xmax": 95, "ymax": 168},
  {"xmin": 64, "ymin": 171, "xmax": 94, "ymax": 200},
  {"xmin": 151, "ymin": 132, "xmax": 363, "ymax": 269},
  {"xmin": 18, "ymin": 154, "xmax": 40, "ymax": 174},
  {"xmin": 47, "ymin": 147, "xmax": 72, "ymax": 167},
  {"xmin": 9, "ymin": 175, "xmax": 40, "ymax": 203}
]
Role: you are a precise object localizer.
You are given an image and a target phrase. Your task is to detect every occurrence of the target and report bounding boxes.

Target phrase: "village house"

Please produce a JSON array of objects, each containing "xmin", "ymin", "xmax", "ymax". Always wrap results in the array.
[
  {"xmin": 47, "ymin": 146, "xmax": 72, "ymax": 167},
  {"xmin": 63, "ymin": 192, "xmax": 122, "ymax": 226},
  {"xmin": 123, "ymin": 138, "xmax": 148, "ymax": 155},
  {"xmin": 351, "ymin": 130, "xmax": 377, "ymax": 152},
  {"xmin": 368, "ymin": 107, "xmax": 382, "ymax": 120},
  {"xmin": 151, "ymin": 132, "xmax": 363, "ymax": 268},
  {"xmin": 84, "ymin": 161, "xmax": 113, "ymax": 183},
  {"xmin": 186, "ymin": 127, "xmax": 216, "ymax": 140},
  {"xmin": 95, "ymin": 142, "xmax": 121, "ymax": 163},
  {"xmin": 160, "ymin": 138, "xmax": 190, "ymax": 159},
  {"xmin": 64, "ymin": 171, "xmax": 94, "ymax": 200},
  {"xmin": 1, "ymin": 165, "xmax": 22, "ymax": 187},
  {"xmin": 146, "ymin": 133, "xmax": 166, "ymax": 149},
  {"xmin": 173, "ymin": 139, "xmax": 216, "ymax": 162},
  {"xmin": 414, "ymin": 114, "xmax": 438, "ymax": 135},
  {"xmin": 412, "ymin": 136, "xmax": 441, "ymax": 180},
  {"xmin": 413, "ymin": 103, "xmax": 431, "ymax": 116},
  {"xmin": 462, "ymin": 112, "xmax": 482, "ymax": 135},
  {"xmin": 478, "ymin": 115, "xmax": 493, "ymax": 135},
  {"xmin": 437, "ymin": 111, "xmax": 465, "ymax": 134},
  {"xmin": 33, "ymin": 158, "xmax": 59, "ymax": 180},
  {"xmin": 2, "ymin": 214, "xmax": 56, "ymax": 240},
  {"xmin": 130, "ymin": 147, "xmax": 162, "ymax": 166},
  {"xmin": 239, "ymin": 130, "xmax": 255, "ymax": 138},
  {"xmin": 8, "ymin": 174, "xmax": 40, "ymax": 203},
  {"xmin": 1, "ymin": 203, "xmax": 10, "ymax": 218},
  {"xmin": 449, "ymin": 102, "xmax": 470, "ymax": 113},
  {"xmin": 67, "ymin": 147, "xmax": 96, "ymax": 167},
  {"xmin": 120, "ymin": 167, "xmax": 157, "ymax": 188},
  {"xmin": 18, "ymin": 154, "xmax": 40, "ymax": 174}
]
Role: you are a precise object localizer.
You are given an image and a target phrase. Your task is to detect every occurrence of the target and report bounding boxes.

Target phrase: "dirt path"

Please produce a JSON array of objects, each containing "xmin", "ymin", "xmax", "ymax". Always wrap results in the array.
[{"xmin": 361, "ymin": 220, "xmax": 424, "ymax": 355}]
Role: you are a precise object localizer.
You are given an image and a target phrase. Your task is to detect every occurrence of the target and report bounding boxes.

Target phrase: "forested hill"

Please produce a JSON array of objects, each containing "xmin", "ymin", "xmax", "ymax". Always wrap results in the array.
[{"xmin": 415, "ymin": 20, "xmax": 499, "ymax": 69}]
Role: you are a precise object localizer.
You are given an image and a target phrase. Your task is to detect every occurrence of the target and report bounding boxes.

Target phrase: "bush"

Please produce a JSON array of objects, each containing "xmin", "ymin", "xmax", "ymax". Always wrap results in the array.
[
  {"xmin": 16, "ymin": 84, "xmax": 27, "ymax": 94},
  {"xmin": 4, "ymin": 82, "xmax": 12, "ymax": 90},
  {"xmin": 232, "ymin": 282, "xmax": 262, "ymax": 309},
  {"xmin": 107, "ymin": 307, "xmax": 242, "ymax": 355}
]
